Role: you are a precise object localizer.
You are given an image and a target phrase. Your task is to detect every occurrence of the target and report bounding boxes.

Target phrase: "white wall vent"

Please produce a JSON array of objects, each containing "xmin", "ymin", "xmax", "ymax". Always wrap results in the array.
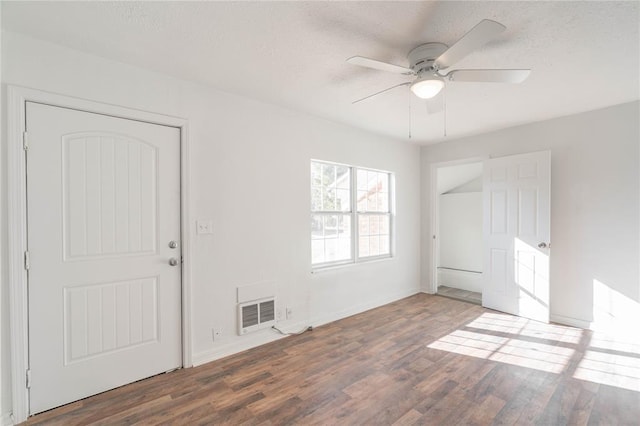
[{"xmin": 237, "ymin": 297, "xmax": 276, "ymax": 335}]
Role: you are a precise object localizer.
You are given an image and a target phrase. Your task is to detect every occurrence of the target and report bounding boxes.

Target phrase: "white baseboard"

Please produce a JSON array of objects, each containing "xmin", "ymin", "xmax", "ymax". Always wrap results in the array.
[
  {"xmin": 550, "ymin": 313, "xmax": 591, "ymax": 329},
  {"xmin": 310, "ymin": 287, "xmax": 420, "ymax": 328},
  {"xmin": 193, "ymin": 287, "xmax": 420, "ymax": 367},
  {"xmin": 192, "ymin": 323, "xmax": 302, "ymax": 366},
  {"xmin": 2, "ymin": 412, "xmax": 13, "ymax": 426}
]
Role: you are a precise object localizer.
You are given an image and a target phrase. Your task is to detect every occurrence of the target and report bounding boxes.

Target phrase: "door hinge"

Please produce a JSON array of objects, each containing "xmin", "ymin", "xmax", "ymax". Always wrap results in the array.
[
  {"xmin": 26, "ymin": 369, "xmax": 31, "ymax": 389},
  {"xmin": 24, "ymin": 251, "xmax": 30, "ymax": 271},
  {"xmin": 23, "ymin": 131, "xmax": 29, "ymax": 151}
]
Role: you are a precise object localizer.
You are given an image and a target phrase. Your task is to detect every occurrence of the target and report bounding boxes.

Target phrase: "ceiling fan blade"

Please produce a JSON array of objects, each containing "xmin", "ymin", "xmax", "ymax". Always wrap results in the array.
[
  {"xmin": 435, "ymin": 19, "xmax": 506, "ymax": 70},
  {"xmin": 446, "ymin": 69, "xmax": 531, "ymax": 83},
  {"xmin": 347, "ymin": 56, "xmax": 414, "ymax": 75},
  {"xmin": 352, "ymin": 82, "xmax": 411, "ymax": 104}
]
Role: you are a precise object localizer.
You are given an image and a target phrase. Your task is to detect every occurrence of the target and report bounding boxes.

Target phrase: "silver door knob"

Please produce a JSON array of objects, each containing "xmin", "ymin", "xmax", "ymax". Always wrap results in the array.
[
  {"xmin": 538, "ymin": 242, "xmax": 547, "ymax": 249},
  {"xmin": 169, "ymin": 258, "xmax": 179, "ymax": 266},
  {"xmin": 168, "ymin": 240, "xmax": 178, "ymax": 249}
]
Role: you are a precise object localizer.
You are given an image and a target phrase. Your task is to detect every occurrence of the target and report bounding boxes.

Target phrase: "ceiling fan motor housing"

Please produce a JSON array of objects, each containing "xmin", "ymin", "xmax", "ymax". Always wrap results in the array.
[{"xmin": 408, "ymin": 42, "xmax": 448, "ymax": 72}]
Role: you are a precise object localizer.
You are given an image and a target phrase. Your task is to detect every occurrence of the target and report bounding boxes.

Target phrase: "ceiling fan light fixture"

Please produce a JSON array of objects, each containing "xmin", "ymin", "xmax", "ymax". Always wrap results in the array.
[{"xmin": 410, "ymin": 76, "xmax": 444, "ymax": 99}]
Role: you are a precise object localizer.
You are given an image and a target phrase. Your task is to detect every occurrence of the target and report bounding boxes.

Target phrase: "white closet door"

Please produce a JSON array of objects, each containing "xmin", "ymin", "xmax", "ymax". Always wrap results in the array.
[
  {"xmin": 482, "ymin": 151, "xmax": 551, "ymax": 322},
  {"xmin": 27, "ymin": 102, "xmax": 182, "ymax": 414}
]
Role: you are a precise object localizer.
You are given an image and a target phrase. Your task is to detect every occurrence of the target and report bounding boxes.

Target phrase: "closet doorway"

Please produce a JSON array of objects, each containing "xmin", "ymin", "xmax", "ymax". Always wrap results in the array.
[{"xmin": 431, "ymin": 160, "xmax": 484, "ymax": 305}]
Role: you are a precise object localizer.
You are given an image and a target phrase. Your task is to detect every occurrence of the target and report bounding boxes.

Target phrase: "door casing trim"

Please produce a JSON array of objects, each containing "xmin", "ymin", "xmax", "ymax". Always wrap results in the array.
[
  {"xmin": 7, "ymin": 85, "xmax": 193, "ymax": 423},
  {"xmin": 427, "ymin": 156, "xmax": 487, "ymax": 295}
]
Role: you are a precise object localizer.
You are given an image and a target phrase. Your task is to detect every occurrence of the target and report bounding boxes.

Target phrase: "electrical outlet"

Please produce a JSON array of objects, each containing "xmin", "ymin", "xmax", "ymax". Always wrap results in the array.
[
  {"xmin": 196, "ymin": 220, "xmax": 213, "ymax": 235},
  {"xmin": 211, "ymin": 327, "xmax": 222, "ymax": 341},
  {"xmin": 286, "ymin": 307, "xmax": 293, "ymax": 320},
  {"xmin": 276, "ymin": 308, "xmax": 283, "ymax": 321}
]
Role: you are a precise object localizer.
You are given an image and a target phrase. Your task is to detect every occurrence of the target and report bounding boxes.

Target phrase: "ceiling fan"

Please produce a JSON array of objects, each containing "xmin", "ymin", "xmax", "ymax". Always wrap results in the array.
[{"xmin": 347, "ymin": 19, "xmax": 530, "ymax": 105}]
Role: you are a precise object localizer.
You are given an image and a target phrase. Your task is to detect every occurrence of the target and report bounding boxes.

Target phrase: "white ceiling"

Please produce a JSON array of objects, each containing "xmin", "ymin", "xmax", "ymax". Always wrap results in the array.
[{"xmin": 3, "ymin": 1, "xmax": 639, "ymax": 144}]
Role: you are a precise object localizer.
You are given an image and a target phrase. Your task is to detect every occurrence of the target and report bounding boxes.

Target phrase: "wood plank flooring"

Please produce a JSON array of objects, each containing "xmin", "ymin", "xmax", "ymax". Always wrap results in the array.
[{"xmin": 24, "ymin": 294, "xmax": 640, "ymax": 425}]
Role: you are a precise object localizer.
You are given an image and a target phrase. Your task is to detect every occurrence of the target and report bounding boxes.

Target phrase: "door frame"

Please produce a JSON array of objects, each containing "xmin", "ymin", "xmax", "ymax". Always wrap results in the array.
[
  {"xmin": 427, "ymin": 156, "xmax": 486, "ymax": 295},
  {"xmin": 7, "ymin": 85, "xmax": 193, "ymax": 423}
]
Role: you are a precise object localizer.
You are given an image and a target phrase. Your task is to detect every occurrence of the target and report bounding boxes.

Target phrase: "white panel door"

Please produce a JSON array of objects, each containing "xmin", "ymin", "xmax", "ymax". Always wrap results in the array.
[
  {"xmin": 482, "ymin": 151, "xmax": 550, "ymax": 322},
  {"xmin": 26, "ymin": 102, "xmax": 182, "ymax": 414}
]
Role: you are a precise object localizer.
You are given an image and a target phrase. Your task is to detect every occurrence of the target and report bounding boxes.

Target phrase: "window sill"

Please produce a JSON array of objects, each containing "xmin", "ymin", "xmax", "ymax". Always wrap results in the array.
[{"xmin": 311, "ymin": 255, "xmax": 394, "ymax": 274}]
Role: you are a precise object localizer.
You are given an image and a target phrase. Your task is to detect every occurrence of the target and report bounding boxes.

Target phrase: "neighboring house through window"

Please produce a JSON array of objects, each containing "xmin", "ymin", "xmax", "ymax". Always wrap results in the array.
[{"xmin": 311, "ymin": 160, "xmax": 393, "ymax": 268}]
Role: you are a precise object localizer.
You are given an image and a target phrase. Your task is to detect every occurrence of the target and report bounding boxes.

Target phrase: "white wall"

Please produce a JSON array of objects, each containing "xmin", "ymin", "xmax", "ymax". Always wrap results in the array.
[
  {"xmin": 438, "ymin": 192, "xmax": 483, "ymax": 271},
  {"xmin": 0, "ymin": 31, "xmax": 421, "ymax": 421},
  {"xmin": 421, "ymin": 101, "xmax": 640, "ymax": 330},
  {"xmin": 437, "ymin": 192, "xmax": 483, "ymax": 293}
]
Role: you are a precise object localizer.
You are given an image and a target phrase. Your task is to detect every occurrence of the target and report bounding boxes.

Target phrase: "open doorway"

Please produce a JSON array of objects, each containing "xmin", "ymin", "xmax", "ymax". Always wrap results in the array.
[{"xmin": 433, "ymin": 161, "xmax": 483, "ymax": 305}]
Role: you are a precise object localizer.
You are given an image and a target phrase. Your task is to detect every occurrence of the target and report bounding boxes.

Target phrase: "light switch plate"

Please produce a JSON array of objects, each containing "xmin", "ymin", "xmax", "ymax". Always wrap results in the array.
[{"xmin": 196, "ymin": 220, "xmax": 213, "ymax": 235}]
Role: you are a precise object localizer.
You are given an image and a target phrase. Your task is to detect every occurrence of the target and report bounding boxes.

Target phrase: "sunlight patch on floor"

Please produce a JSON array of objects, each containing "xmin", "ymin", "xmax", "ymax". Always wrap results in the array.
[
  {"xmin": 590, "ymin": 335, "xmax": 640, "ymax": 354},
  {"xmin": 428, "ymin": 312, "xmax": 640, "ymax": 392},
  {"xmin": 427, "ymin": 326, "xmax": 573, "ymax": 374},
  {"xmin": 573, "ymin": 349, "xmax": 640, "ymax": 392},
  {"xmin": 573, "ymin": 331, "xmax": 640, "ymax": 392},
  {"xmin": 466, "ymin": 313, "xmax": 583, "ymax": 344}
]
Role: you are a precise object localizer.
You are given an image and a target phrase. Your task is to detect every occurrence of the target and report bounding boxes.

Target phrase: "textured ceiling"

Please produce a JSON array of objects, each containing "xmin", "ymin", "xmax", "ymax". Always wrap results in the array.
[{"xmin": 3, "ymin": 1, "xmax": 639, "ymax": 144}]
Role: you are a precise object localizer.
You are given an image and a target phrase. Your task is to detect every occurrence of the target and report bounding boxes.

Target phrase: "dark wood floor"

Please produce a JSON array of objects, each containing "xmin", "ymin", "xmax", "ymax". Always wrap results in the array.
[{"xmin": 25, "ymin": 294, "xmax": 640, "ymax": 425}]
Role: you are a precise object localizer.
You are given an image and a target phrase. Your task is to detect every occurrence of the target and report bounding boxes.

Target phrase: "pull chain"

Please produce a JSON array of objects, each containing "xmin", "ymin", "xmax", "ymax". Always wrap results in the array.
[{"xmin": 408, "ymin": 88, "xmax": 412, "ymax": 140}]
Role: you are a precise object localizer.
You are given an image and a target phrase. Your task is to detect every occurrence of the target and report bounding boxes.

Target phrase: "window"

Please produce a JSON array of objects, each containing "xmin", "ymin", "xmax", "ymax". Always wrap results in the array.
[
  {"xmin": 311, "ymin": 160, "xmax": 393, "ymax": 268},
  {"xmin": 356, "ymin": 169, "xmax": 391, "ymax": 258}
]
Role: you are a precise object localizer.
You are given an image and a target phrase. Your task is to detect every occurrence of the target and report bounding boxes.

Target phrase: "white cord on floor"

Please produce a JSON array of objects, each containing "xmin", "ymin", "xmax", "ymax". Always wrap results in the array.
[{"xmin": 272, "ymin": 325, "xmax": 313, "ymax": 336}]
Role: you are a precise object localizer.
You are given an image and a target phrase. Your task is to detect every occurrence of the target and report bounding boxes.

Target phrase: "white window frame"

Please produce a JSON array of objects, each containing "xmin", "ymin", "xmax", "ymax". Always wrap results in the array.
[{"xmin": 311, "ymin": 160, "xmax": 394, "ymax": 270}]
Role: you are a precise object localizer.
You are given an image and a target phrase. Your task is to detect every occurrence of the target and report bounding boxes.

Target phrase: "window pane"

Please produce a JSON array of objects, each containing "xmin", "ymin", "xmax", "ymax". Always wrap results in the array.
[
  {"xmin": 357, "ymin": 169, "xmax": 367, "ymax": 190},
  {"xmin": 322, "ymin": 163, "xmax": 335, "ymax": 186},
  {"xmin": 380, "ymin": 174, "xmax": 389, "ymax": 192},
  {"xmin": 379, "ymin": 216, "xmax": 389, "ymax": 234},
  {"xmin": 379, "ymin": 235, "xmax": 390, "ymax": 255},
  {"xmin": 322, "ymin": 215, "xmax": 334, "ymax": 237},
  {"xmin": 359, "ymin": 236, "xmax": 370, "ymax": 257},
  {"xmin": 358, "ymin": 215, "xmax": 369, "ymax": 236},
  {"xmin": 324, "ymin": 238, "xmax": 338, "ymax": 261},
  {"xmin": 322, "ymin": 188, "xmax": 335, "ymax": 211},
  {"xmin": 311, "ymin": 215, "xmax": 323, "ymax": 239},
  {"xmin": 311, "ymin": 162, "xmax": 322, "ymax": 187},
  {"xmin": 356, "ymin": 168, "xmax": 390, "ymax": 213},
  {"xmin": 312, "ymin": 161, "xmax": 351, "ymax": 213},
  {"xmin": 370, "ymin": 235, "xmax": 380, "ymax": 256},
  {"xmin": 367, "ymin": 192, "xmax": 377, "ymax": 211},
  {"xmin": 377, "ymin": 191, "xmax": 389, "ymax": 211},
  {"xmin": 357, "ymin": 190, "xmax": 367, "ymax": 211},
  {"xmin": 311, "ymin": 187, "xmax": 322, "ymax": 211},
  {"xmin": 369, "ymin": 215, "xmax": 379, "ymax": 234},
  {"xmin": 311, "ymin": 214, "xmax": 351, "ymax": 265},
  {"xmin": 336, "ymin": 166, "xmax": 350, "ymax": 189},
  {"xmin": 357, "ymin": 214, "xmax": 390, "ymax": 258},
  {"xmin": 336, "ymin": 189, "xmax": 350, "ymax": 212},
  {"xmin": 311, "ymin": 240, "xmax": 325, "ymax": 264},
  {"xmin": 368, "ymin": 171, "xmax": 378, "ymax": 191}
]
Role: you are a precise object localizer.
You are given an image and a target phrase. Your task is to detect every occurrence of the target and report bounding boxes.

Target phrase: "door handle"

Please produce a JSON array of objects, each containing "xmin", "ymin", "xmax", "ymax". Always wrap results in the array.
[
  {"xmin": 169, "ymin": 258, "xmax": 179, "ymax": 266},
  {"xmin": 168, "ymin": 240, "xmax": 178, "ymax": 249},
  {"xmin": 537, "ymin": 242, "xmax": 548, "ymax": 249}
]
